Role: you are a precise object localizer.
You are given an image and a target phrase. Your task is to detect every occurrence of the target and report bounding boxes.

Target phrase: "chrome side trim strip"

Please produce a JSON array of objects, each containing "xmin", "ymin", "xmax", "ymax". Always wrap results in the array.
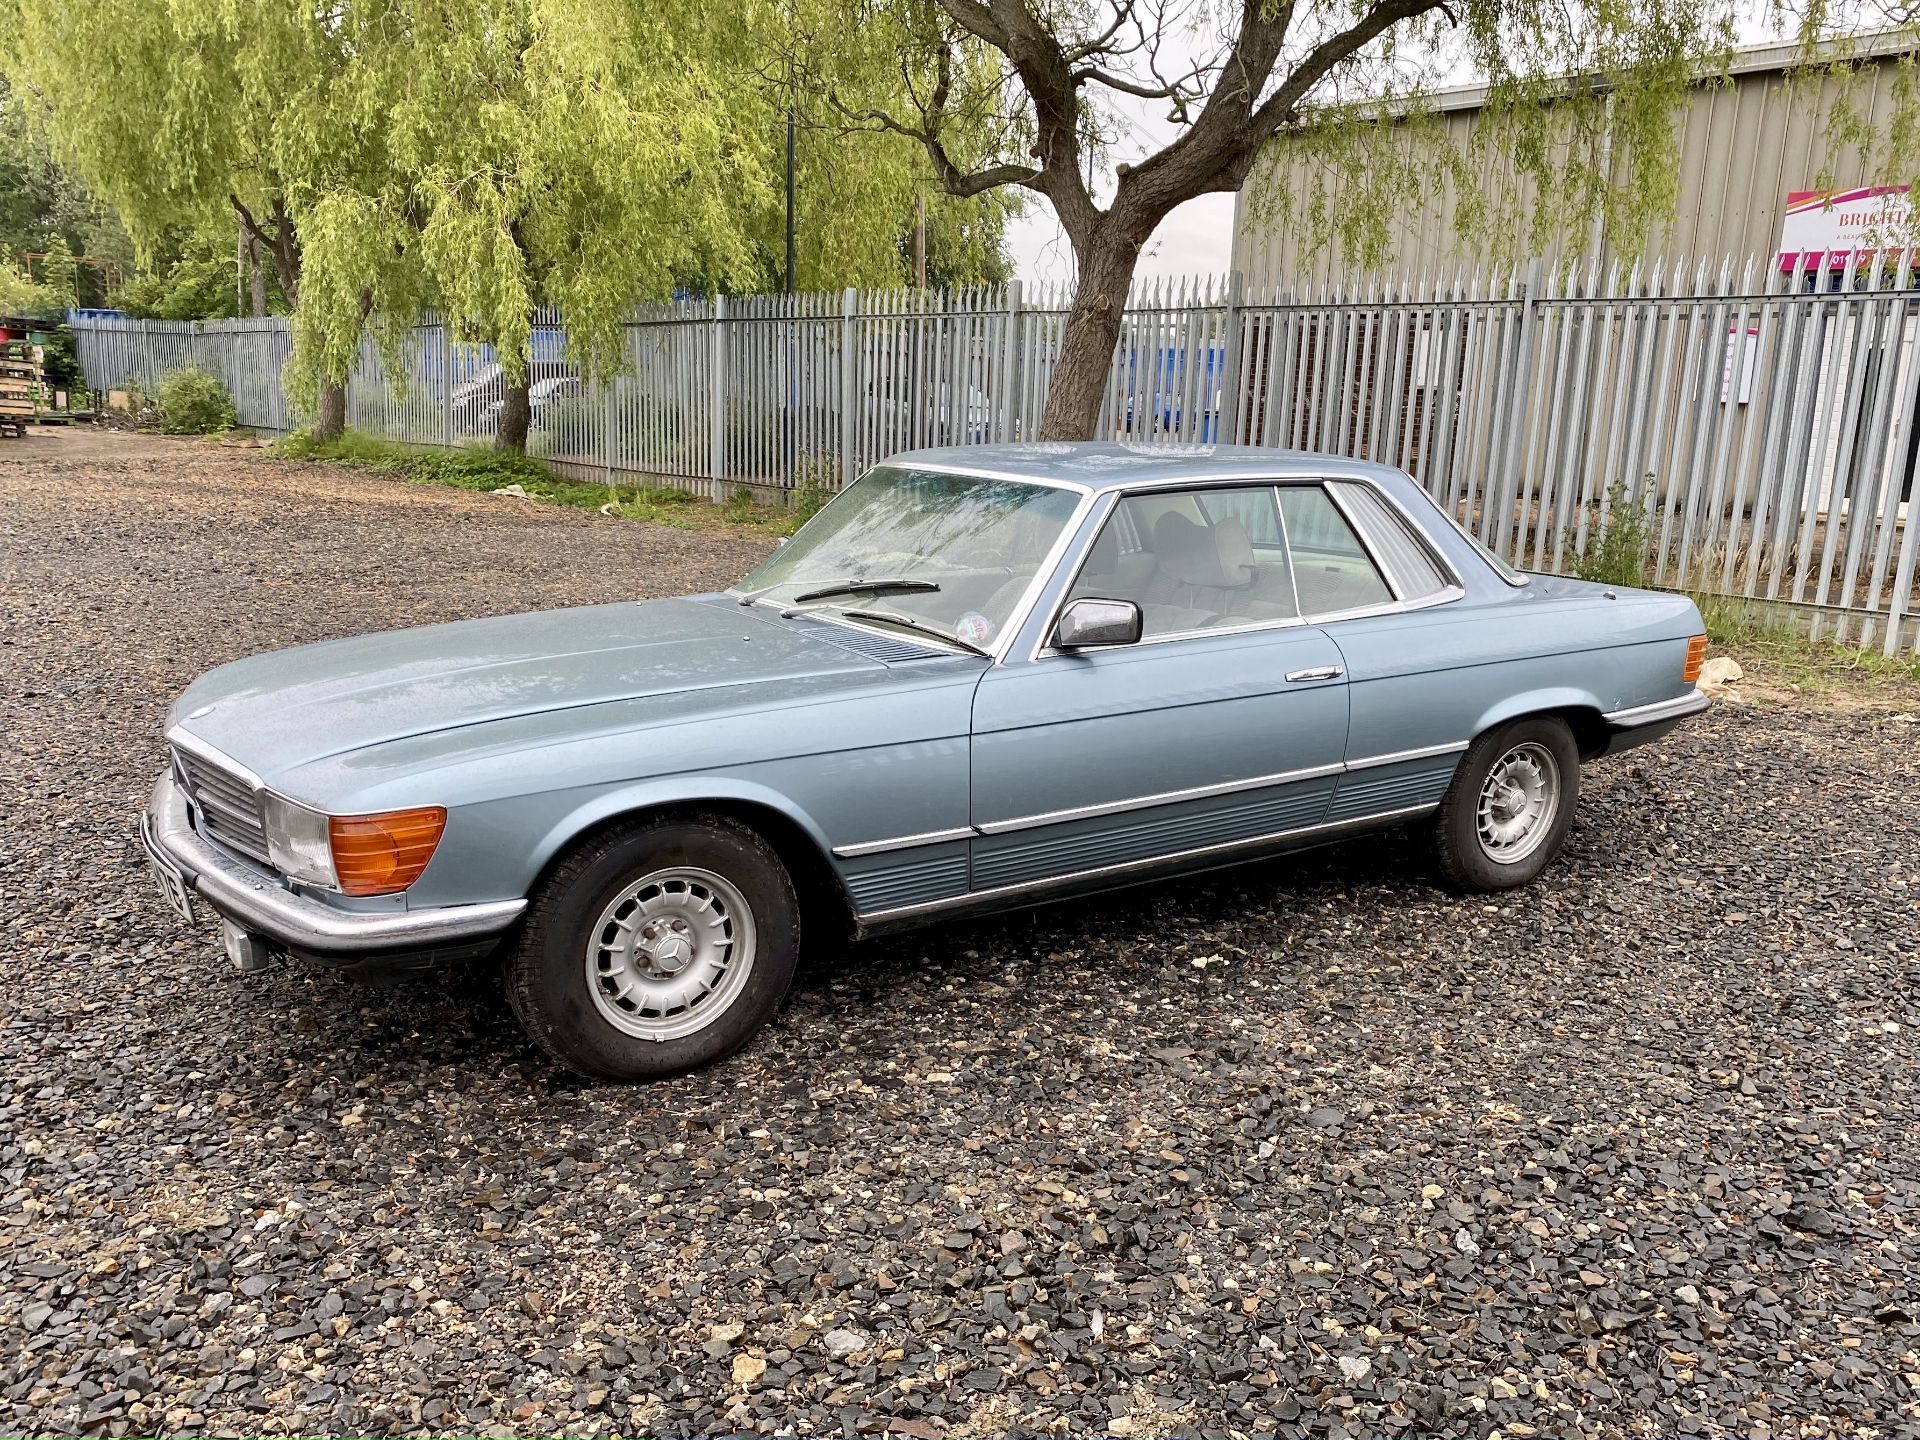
[
  {"xmin": 1343, "ymin": 739, "xmax": 1470, "ymax": 771},
  {"xmin": 974, "ymin": 760, "xmax": 1346, "ymax": 836},
  {"xmin": 858, "ymin": 803, "xmax": 1441, "ymax": 924},
  {"xmin": 841, "ymin": 748, "xmax": 1465, "ymax": 854},
  {"xmin": 1603, "ymin": 688, "xmax": 1710, "ymax": 728},
  {"xmin": 832, "ymin": 827, "xmax": 976, "ymax": 859}
]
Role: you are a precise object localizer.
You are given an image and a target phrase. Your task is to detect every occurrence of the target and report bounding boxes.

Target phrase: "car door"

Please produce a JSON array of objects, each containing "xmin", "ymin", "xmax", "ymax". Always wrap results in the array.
[
  {"xmin": 1275, "ymin": 479, "xmax": 1475, "ymax": 822},
  {"xmin": 967, "ymin": 482, "xmax": 1351, "ymax": 894}
]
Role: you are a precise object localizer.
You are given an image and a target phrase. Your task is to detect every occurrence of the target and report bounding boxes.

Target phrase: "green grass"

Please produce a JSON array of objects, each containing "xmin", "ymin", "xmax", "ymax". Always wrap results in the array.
[
  {"xmin": 1693, "ymin": 592, "xmax": 1920, "ymax": 694},
  {"xmin": 275, "ymin": 430, "xmax": 809, "ymax": 539}
]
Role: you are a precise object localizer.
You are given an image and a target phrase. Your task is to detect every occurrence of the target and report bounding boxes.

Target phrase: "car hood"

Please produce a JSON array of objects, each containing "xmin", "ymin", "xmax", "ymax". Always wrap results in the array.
[{"xmin": 168, "ymin": 596, "xmax": 885, "ymax": 787}]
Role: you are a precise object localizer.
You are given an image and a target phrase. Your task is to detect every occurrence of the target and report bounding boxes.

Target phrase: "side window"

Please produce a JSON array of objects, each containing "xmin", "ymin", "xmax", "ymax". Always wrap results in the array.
[
  {"xmin": 1067, "ymin": 486, "xmax": 1300, "ymax": 639},
  {"xmin": 1328, "ymin": 481, "xmax": 1454, "ymax": 602},
  {"xmin": 1277, "ymin": 486, "xmax": 1394, "ymax": 616},
  {"xmin": 1197, "ymin": 489, "xmax": 1285, "ymax": 547}
]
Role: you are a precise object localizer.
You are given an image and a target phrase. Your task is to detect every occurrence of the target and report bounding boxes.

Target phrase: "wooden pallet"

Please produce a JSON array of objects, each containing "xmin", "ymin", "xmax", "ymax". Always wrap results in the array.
[{"xmin": 2, "ymin": 347, "xmax": 41, "ymax": 433}]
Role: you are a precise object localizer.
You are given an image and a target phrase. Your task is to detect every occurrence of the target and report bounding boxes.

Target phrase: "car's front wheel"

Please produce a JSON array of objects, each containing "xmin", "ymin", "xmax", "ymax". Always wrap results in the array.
[
  {"xmin": 1433, "ymin": 716, "xmax": 1580, "ymax": 891},
  {"xmin": 506, "ymin": 814, "xmax": 799, "ymax": 1080}
]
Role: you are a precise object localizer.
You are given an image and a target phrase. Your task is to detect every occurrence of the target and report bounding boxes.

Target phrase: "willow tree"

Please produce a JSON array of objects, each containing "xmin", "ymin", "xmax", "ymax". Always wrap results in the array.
[
  {"xmin": 725, "ymin": 118, "xmax": 1019, "ymax": 293},
  {"xmin": 295, "ymin": 0, "xmax": 1014, "ymax": 453},
  {"xmin": 806, "ymin": 0, "xmax": 1775, "ymax": 439},
  {"xmin": 0, "ymin": 0, "xmax": 370, "ymax": 428},
  {"xmin": 278, "ymin": 0, "xmax": 784, "ymax": 453}
]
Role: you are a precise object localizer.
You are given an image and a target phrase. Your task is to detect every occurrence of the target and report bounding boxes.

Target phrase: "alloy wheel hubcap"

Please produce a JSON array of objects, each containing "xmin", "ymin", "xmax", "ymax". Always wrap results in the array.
[
  {"xmin": 1475, "ymin": 743, "xmax": 1559, "ymax": 863},
  {"xmin": 586, "ymin": 867, "xmax": 756, "ymax": 1041}
]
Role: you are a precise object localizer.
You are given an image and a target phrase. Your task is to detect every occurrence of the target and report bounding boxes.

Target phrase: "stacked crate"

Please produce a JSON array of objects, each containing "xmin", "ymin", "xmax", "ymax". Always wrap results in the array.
[{"xmin": 0, "ymin": 339, "xmax": 34, "ymax": 438}]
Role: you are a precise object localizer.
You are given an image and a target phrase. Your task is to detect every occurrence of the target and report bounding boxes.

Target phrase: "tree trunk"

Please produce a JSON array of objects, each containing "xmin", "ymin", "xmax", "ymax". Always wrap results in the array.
[
  {"xmin": 495, "ymin": 379, "xmax": 532, "ymax": 456},
  {"xmin": 1038, "ymin": 237, "xmax": 1138, "ymax": 440},
  {"xmin": 312, "ymin": 381, "xmax": 347, "ymax": 442},
  {"xmin": 248, "ymin": 236, "xmax": 268, "ymax": 317}
]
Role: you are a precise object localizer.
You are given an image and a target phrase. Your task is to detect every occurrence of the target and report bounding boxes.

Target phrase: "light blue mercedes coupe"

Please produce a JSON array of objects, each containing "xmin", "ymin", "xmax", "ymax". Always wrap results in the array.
[{"xmin": 143, "ymin": 445, "xmax": 1709, "ymax": 1079}]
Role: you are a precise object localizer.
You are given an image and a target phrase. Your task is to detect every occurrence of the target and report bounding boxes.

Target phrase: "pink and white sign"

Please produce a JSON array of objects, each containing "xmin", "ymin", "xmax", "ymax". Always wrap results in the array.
[{"xmin": 1779, "ymin": 185, "xmax": 1915, "ymax": 271}]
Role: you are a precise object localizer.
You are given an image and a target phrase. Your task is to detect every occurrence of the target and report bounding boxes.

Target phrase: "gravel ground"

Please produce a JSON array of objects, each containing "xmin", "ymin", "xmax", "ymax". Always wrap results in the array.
[{"xmin": 2, "ymin": 426, "xmax": 1918, "ymax": 1438}]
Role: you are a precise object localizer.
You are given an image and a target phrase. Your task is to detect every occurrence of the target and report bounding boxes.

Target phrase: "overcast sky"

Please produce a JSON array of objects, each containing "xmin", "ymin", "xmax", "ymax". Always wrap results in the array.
[{"xmin": 1006, "ymin": 192, "xmax": 1237, "ymax": 285}]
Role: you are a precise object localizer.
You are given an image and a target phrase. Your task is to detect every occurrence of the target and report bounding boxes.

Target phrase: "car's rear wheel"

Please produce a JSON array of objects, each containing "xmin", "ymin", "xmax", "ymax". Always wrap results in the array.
[
  {"xmin": 506, "ymin": 815, "xmax": 799, "ymax": 1080},
  {"xmin": 1433, "ymin": 717, "xmax": 1580, "ymax": 891}
]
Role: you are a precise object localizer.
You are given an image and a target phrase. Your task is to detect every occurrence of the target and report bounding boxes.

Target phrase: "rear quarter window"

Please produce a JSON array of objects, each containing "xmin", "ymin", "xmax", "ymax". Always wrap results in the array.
[{"xmin": 1328, "ymin": 481, "xmax": 1456, "ymax": 602}]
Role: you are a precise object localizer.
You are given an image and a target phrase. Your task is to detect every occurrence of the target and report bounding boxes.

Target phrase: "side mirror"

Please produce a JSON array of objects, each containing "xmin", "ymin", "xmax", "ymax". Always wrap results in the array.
[{"xmin": 1054, "ymin": 597, "xmax": 1142, "ymax": 649}]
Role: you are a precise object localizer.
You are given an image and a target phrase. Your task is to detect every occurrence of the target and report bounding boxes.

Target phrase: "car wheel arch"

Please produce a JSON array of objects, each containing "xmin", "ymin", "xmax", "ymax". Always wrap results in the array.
[
  {"xmin": 1469, "ymin": 688, "xmax": 1610, "ymax": 760},
  {"xmin": 525, "ymin": 785, "xmax": 858, "ymax": 945}
]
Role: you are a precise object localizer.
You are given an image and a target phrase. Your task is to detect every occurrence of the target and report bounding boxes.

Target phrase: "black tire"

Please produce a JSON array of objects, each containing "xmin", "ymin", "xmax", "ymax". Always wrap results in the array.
[
  {"xmin": 506, "ymin": 814, "xmax": 799, "ymax": 1081},
  {"xmin": 1433, "ymin": 716, "xmax": 1580, "ymax": 892}
]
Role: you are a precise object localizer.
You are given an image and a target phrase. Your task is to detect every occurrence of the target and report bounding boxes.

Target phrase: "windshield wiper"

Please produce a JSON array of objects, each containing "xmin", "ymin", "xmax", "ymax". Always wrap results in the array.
[
  {"xmin": 789, "ymin": 577, "xmax": 943, "ymax": 604},
  {"xmin": 837, "ymin": 608, "xmax": 990, "ymax": 658}
]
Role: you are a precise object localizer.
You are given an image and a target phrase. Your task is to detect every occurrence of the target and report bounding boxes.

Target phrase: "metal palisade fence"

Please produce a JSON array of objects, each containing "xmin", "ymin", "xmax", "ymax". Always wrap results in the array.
[{"xmin": 71, "ymin": 256, "xmax": 1920, "ymax": 654}]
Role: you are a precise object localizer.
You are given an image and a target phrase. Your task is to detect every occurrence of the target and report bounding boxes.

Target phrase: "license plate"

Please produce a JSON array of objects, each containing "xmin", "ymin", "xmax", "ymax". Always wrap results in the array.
[{"xmin": 140, "ymin": 811, "xmax": 195, "ymax": 924}]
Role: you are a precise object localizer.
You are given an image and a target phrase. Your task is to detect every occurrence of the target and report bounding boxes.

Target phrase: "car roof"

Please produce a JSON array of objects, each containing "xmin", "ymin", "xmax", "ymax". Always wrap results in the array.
[{"xmin": 886, "ymin": 443, "xmax": 1395, "ymax": 494}]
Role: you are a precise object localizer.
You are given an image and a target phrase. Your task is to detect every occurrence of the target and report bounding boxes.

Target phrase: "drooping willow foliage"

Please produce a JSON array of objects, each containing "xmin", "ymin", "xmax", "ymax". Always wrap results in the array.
[{"xmin": 0, "ymin": 0, "xmax": 1017, "ymax": 417}]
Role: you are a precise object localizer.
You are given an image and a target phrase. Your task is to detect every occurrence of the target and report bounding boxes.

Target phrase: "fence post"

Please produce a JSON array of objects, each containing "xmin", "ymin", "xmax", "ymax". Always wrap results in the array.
[
  {"xmin": 1003, "ymin": 280, "xmax": 1024, "ymax": 443},
  {"xmin": 1490, "ymin": 257, "xmax": 1545, "ymax": 560},
  {"xmin": 709, "ymin": 293, "xmax": 726, "ymax": 501},
  {"xmin": 839, "ymin": 288, "xmax": 859, "ymax": 488},
  {"xmin": 605, "ymin": 347, "xmax": 618, "ymax": 490},
  {"xmin": 440, "ymin": 321, "xmax": 453, "ymax": 450},
  {"xmin": 1218, "ymin": 271, "xmax": 1245, "ymax": 444}
]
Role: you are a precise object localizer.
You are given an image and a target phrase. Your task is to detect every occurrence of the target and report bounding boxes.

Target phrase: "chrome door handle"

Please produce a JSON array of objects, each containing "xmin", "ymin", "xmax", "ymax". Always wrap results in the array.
[{"xmin": 1285, "ymin": 666, "xmax": 1344, "ymax": 682}]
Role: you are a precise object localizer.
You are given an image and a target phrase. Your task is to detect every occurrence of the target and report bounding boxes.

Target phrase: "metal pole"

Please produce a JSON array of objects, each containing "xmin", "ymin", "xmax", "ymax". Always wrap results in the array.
[
  {"xmin": 784, "ymin": 110, "xmax": 796, "ymax": 296},
  {"xmin": 710, "ymin": 294, "xmax": 726, "ymax": 501},
  {"xmin": 914, "ymin": 195, "xmax": 927, "ymax": 290}
]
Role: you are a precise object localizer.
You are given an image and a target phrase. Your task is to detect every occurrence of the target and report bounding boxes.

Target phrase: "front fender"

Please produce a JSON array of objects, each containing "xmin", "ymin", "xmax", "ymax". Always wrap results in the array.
[
  {"xmin": 405, "ymin": 773, "xmax": 852, "ymax": 910},
  {"xmin": 524, "ymin": 775, "xmax": 842, "ymax": 885}
]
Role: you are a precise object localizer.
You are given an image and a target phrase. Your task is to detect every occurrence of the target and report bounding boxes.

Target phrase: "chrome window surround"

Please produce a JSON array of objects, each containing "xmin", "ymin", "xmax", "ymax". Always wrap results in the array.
[
  {"xmin": 1322, "ymin": 480, "xmax": 1460, "ymax": 603},
  {"xmin": 731, "ymin": 466, "xmax": 1100, "ymax": 665},
  {"xmin": 1024, "ymin": 474, "xmax": 1466, "ymax": 662}
]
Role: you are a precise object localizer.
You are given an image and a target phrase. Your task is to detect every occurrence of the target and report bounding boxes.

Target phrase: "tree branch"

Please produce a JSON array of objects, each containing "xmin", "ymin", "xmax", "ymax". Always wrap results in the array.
[
  {"xmin": 1071, "ymin": 65, "xmax": 1189, "ymax": 101},
  {"xmin": 1251, "ymin": 0, "xmax": 1451, "ymax": 135},
  {"xmin": 227, "ymin": 192, "xmax": 268, "ymax": 249},
  {"xmin": 1113, "ymin": 0, "xmax": 1449, "ymax": 230},
  {"xmin": 230, "ymin": 191, "xmax": 302, "ymax": 301},
  {"xmin": 826, "ymin": 93, "xmax": 1041, "ymax": 198},
  {"xmin": 1063, "ymin": 0, "xmax": 1138, "ymax": 64}
]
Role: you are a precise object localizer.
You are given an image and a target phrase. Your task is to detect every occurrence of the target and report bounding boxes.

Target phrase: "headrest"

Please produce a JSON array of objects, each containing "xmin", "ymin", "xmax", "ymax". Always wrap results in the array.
[
  {"xmin": 1084, "ymin": 523, "xmax": 1122, "ymax": 577},
  {"xmin": 1154, "ymin": 512, "xmax": 1255, "ymax": 588}
]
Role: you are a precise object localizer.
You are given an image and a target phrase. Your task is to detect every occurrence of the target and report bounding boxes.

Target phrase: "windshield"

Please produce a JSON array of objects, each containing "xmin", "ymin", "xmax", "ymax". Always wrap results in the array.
[{"xmin": 735, "ymin": 465, "xmax": 1083, "ymax": 651}]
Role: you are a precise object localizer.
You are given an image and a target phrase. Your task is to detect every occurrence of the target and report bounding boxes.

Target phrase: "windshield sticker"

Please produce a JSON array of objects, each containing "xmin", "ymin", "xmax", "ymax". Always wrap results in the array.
[{"xmin": 955, "ymin": 612, "xmax": 995, "ymax": 647}]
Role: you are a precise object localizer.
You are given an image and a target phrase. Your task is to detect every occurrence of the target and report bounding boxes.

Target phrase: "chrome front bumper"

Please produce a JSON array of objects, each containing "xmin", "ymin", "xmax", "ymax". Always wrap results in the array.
[{"xmin": 143, "ymin": 772, "xmax": 527, "ymax": 955}]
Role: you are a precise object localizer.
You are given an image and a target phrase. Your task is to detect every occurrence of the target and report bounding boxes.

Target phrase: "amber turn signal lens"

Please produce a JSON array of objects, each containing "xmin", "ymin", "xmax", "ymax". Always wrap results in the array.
[
  {"xmin": 328, "ymin": 807, "xmax": 447, "ymax": 896},
  {"xmin": 1682, "ymin": 633, "xmax": 1708, "ymax": 685}
]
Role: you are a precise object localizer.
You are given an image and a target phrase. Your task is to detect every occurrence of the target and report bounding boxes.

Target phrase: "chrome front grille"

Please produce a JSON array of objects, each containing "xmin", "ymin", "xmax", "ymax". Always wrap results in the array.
[{"xmin": 172, "ymin": 745, "xmax": 272, "ymax": 864}]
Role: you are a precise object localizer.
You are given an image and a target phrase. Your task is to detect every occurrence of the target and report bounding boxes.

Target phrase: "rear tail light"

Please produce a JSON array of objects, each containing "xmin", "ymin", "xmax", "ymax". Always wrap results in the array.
[
  {"xmin": 1682, "ymin": 634, "xmax": 1708, "ymax": 685},
  {"xmin": 329, "ymin": 807, "xmax": 447, "ymax": 896}
]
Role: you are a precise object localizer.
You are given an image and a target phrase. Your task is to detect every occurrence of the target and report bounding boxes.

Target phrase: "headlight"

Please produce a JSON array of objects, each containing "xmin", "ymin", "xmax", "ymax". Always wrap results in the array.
[
  {"xmin": 260, "ymin": 797, "xmax": 448, "ymax": 897},
  {"xmin": 260, "ymin": 792, "xmax": 338, "ymax": 889}
]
